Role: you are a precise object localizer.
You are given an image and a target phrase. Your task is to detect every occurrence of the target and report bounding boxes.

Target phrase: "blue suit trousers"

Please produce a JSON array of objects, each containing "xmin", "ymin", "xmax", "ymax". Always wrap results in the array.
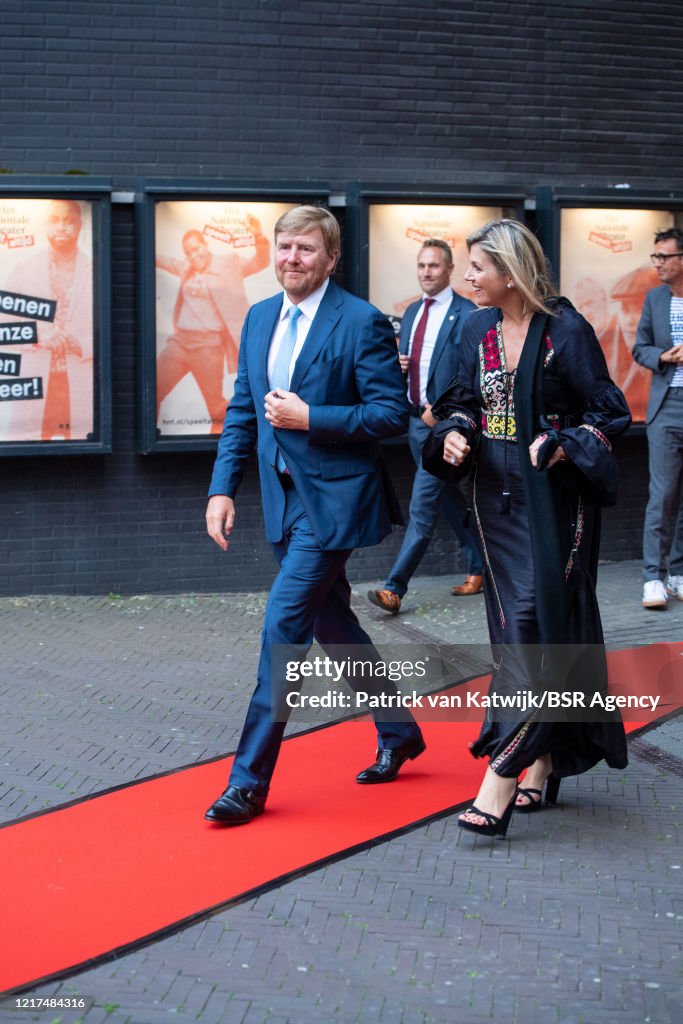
[
  {"xmin": 385, "ymin": 417, "xmax": 482, "ymax": 597},
  {"xmin": 229, "ymin": 486, "xmax": 422, "ymax": 795}
]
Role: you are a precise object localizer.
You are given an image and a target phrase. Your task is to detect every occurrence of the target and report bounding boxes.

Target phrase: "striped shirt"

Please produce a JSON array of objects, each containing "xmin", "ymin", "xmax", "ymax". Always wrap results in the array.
[{"xmin": 671, "ymin": 296, "xmax": 683, "ymax": 388}]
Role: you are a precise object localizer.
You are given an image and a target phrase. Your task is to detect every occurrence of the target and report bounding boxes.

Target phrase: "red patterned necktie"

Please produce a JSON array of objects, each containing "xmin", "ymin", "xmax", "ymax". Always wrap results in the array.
[{"xmin": 408, "ymin": 298, "xmax": 435, "ymax": 406}]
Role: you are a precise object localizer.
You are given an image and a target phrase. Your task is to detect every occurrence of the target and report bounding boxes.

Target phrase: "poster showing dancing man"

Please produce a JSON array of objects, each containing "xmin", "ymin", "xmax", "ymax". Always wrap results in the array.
[{"xmin": 154, "ymin": 200, "xmax": 293, "ymax": 436}]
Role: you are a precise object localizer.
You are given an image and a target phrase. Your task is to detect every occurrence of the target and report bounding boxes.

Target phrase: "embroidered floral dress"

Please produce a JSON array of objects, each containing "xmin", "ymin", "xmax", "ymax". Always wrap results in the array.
[{"xmin": 430, "ymin": 301, "xmax": 630, "ymax": 779}]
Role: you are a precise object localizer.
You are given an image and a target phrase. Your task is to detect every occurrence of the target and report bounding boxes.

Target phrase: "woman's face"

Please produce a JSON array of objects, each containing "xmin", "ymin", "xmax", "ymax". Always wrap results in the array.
[{"xmin": 464, "ymin": 243, "xmax": 510, "ymax": 307}]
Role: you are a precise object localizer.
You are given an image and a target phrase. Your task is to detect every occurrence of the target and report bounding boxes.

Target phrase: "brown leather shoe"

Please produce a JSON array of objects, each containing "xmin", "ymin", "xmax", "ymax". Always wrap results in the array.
[
  {"xmin": 367, "ymin": 589, "xmax": 401, "ymax": 614},
  {"xmin": 450, "ymin": 575, "xmax": 483, "ymax": 596}
]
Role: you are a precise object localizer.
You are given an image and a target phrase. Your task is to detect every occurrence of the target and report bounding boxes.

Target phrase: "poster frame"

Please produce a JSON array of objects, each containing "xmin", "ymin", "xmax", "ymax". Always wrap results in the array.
[
  {"xmin": 535, "ymin": 186, "xmax": 683, "ymax": 432},
  {"xmin": 136, "ymin": 180, "xmax": 330, "ymax": 454},
  {"xmin": 0, "ymin": 176, "xmax": 112, "ymax": 456},
  {"xmin": 344, "ymin": 183, "xmax": 528, "ymax": 302}
]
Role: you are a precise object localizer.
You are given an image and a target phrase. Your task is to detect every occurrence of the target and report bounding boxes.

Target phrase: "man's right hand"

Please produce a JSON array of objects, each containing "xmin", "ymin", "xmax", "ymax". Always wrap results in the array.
[
  {"xmin": 660, "ymin": 345, "xmax": 683, "ymax": 366},
  {"xmin": 398, "ymin": 353, "xmax": 410, "ymax": 374},
  {"xmin": 206, "ymin": 495, "xmax": 235, "ymax": 552}
]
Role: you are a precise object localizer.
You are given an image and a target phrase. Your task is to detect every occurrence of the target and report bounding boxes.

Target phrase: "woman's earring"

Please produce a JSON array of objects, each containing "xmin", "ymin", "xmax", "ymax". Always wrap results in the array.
[{"xmin": 507, "ymin": 282, "xmax": 513, "ymax": 289}]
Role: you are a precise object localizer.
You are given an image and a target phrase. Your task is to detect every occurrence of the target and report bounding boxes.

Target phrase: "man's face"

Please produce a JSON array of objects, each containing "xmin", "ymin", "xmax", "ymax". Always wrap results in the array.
[
  {"xmin": 274, "ymin": 228, "xmax": 337, "ymax": 301},
  {"xmin": 183, "ymin": 236, "xmax": 211, "ymax": 273},
  {"xmin": 652, "ymin": 237, "xmax": 683, "ymax": 289},
  {"xmin": 417, "ymin": 246, "xmax": 453, "ymax": 296},
  {"xmin": 45, "ymin": 201, "xmax": 81, "ymax": 254}
]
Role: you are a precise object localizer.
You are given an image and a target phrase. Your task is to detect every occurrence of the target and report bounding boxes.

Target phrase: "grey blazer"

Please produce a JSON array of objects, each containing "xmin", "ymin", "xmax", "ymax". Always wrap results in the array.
[{"xmin": 632, "ymin": 284, "xmax": 677, "ymax": 424}]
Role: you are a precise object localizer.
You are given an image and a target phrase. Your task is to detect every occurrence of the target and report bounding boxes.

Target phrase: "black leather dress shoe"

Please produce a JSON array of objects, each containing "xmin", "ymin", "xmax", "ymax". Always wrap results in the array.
[
  {"xmin": 355, "ymin": 738, "xmax": 426, "ymax": 784},
  {"xmin": 204, "ymin": 785, "xmax": 267, "ymax": 825}
]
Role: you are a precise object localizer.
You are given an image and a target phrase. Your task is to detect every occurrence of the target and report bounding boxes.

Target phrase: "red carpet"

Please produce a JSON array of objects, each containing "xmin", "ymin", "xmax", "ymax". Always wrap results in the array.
[{"xmin": 1, "ymin": 642, "xmax": 681, "ymax": 995}]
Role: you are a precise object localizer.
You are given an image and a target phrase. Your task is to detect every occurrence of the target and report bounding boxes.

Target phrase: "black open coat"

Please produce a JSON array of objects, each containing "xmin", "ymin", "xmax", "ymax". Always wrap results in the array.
[{"xmin": 424, "ymin": 300, "xmax": 631, "ymax": 777}]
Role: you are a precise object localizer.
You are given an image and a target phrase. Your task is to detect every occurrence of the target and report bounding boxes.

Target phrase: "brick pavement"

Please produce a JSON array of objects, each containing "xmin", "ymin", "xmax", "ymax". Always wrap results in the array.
[{"xmin": 0, "ymin": 561, "xmax": 681, "ymax": 1024}]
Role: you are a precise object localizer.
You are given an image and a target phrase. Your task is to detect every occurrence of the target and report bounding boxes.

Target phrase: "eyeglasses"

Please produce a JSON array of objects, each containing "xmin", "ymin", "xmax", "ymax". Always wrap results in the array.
[{"xmin": 650, "ymin": 252, "xmax": 683, "ymax": 263}]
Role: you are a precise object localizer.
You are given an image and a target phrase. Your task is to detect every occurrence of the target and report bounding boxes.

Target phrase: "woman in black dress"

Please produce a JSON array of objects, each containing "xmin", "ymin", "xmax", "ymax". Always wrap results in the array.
[{"xmin": 426, "ymin": 219, "xmax": 630, "ymax": 839}]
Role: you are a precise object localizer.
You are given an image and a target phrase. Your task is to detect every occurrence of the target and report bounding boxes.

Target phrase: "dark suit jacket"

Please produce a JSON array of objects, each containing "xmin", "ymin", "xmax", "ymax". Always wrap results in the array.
[
  {"xmin": 632, "ymin": 284, "xmax": 678, "ymax": 424},
  {"xmin": 209, "ymin": 279, "xmax": 408, "ymax": 549},
  {"xmin": 398, "ymin": 290, "xmax": 476, "ymax": 404}
]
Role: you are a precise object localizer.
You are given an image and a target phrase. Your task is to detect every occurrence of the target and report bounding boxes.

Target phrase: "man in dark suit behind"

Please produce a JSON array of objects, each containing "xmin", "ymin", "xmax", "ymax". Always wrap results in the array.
[
  {"xmin": 367, "ymin": 240, "xmax": 482, "ymax": 614},
  {"xmin": 204, "ymin": 206, "xmax": 425, "ymax": 824}
]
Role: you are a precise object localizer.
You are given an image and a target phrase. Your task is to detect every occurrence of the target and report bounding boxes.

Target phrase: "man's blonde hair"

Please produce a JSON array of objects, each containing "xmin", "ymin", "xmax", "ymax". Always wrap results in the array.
[{"xmin": 274, "ymin": 205, "xmax": 340, "ymax": 261}]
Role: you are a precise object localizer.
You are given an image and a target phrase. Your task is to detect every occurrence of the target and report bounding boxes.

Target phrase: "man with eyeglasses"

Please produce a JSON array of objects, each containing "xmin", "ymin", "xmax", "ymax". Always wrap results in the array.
[{"xmin": 633, "ymin": 227, "xmax": 683, "ymax": 609}]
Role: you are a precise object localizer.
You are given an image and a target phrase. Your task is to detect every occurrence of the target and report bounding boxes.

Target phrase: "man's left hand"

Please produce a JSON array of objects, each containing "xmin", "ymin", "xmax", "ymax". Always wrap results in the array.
[
  {"xmin": 421, "ymin": 402, "xmax": 437, "ymax": 428},
  {"xmin": 264, "ymin": 389, "xmax": 310, "ymax": 430}
]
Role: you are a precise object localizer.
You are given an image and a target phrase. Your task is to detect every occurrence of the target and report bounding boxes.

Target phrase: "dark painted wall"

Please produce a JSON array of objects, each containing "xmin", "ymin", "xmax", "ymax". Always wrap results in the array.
[{"xmin": 3, "ymin": 0, "xmax": 680, "ymax": 188}]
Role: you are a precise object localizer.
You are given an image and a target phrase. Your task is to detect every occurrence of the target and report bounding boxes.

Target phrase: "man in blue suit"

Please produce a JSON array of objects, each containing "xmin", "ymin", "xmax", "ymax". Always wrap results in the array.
[
  {"xmin": 204, "ymin": 206, "xmax": 425, "ymax": 824},
  {"xmin": 367, "ymin": 240, "xmax": 482, "ymax": 614},
  {"xmin": 633, "ymin": 227, "xmax": 683, "ymax": 610}
]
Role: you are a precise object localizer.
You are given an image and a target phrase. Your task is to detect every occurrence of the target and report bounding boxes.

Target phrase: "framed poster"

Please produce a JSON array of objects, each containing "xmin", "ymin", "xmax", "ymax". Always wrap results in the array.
[
  {"xmin": 0, "ymin": 179, "xmax": 111, "ymax": 455},
  {"xmin": 345, "ymin": 185, "xmax": 526, "ymax": 322},
  {"xmin": 537, "ymin": 188, "xmax": 683, "ymax": 424},
  {"xmin": 137, "ymin": 182, "xmax": 329, "ymax": 453}
]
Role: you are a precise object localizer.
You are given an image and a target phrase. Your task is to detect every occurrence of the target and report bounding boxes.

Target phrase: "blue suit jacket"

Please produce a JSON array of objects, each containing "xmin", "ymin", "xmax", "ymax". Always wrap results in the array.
[
  {"xmin": 398, "ymin": 289, "xmax": 476, "ymax": 403},
  {"xmin": 209, "ymin": 279, "xmax": 408, "ymax": 549},
  {"xmin": 632, "ymin": 284, "xmax": 678, "ymax": 424}
]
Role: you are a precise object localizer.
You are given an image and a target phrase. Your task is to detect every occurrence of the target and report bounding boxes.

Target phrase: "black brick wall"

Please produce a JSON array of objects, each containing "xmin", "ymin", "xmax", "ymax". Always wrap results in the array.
[
  {"xmin": 0, "ymin": 0, "xmax": 677, "ymax": 595},
  {"xmin": 2, "ymin": 0, "xmax": 681, "ymax": 188}
]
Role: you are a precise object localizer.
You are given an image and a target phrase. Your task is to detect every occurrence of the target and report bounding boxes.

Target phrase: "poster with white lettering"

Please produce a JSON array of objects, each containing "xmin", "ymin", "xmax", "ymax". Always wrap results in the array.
[
  {"xmin": 154, "ymin": 200, "xmax": 292, "ymax": 436},
  {"xmin": 560, "ymin": 208, "xmax": 675, "ymax": 423},
  {"xmin": 0, "ymin": 197, "xmax": 95, "ymax": 443},
  {"xmin": 368, "ymin": 204, "xmax": 504, "ymax": 317}
]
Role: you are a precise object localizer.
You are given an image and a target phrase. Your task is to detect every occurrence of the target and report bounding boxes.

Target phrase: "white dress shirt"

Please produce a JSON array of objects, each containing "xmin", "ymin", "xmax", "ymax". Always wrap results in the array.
[
  {"xmin": 407, "ymin": 285, "xmax": 452, "ymax": 406},
  {"xmin": 267, "ymin": 278, "xmax": 330, "ymax": 387}
]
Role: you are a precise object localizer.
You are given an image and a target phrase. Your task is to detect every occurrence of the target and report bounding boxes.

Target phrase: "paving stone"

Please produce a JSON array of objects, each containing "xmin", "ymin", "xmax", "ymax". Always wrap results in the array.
[{"xmin": 0, "ymin": 562, "xmax": 681, "ymax": 1024}]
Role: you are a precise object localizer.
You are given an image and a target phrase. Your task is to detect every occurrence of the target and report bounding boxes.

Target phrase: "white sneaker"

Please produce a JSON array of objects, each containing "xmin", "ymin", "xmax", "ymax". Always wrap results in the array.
[
  {"xmin": 666, "ymin": 574, "xmax": 683, "ymax": 601},
  {"xmin": 642, "ymin": 579, "xmax": 669, "ymax": 609}
]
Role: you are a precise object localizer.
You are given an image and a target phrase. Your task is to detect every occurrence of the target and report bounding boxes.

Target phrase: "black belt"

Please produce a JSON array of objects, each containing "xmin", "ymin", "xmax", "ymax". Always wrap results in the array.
[
  {"xmin": 408, "ymin": 403, "xmax": 425, "ymax": 418},
  {"xmin": 276, "ymin": 469, "xmax": 295, "ymax": 491}
]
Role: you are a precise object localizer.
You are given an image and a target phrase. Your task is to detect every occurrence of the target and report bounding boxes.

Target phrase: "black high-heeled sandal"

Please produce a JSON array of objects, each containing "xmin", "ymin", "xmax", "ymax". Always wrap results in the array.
[
  {"xmin": 515, "ymin": 775, "xmax": 561, "ymax": 814},
  {"xmin": 545, "ymin": 775, "xmax": 560, "ymax": 804},
  {"xmin": 515, "ymin": 786, "xmax": 543, "ymax": 813},
  {"xmin": 458, "ymin": 794, "xmax": 516, "ymax": 839}
]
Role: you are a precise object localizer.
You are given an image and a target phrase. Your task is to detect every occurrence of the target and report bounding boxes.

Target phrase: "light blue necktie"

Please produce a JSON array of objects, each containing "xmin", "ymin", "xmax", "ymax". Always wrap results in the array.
[{"xmin": 270, "ymin": 306, "xmax": 302, "ymax": 472}]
